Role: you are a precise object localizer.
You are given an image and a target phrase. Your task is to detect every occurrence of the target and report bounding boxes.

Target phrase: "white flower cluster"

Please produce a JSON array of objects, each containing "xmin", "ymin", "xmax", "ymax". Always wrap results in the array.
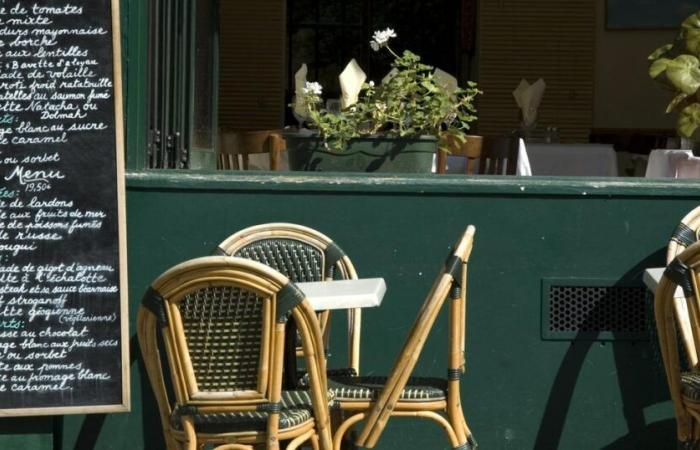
[
  {"xmin": 303, "ymin": 81, "xmax": 323, "ymax": 96},
  {"xmin": 370, "ymin": 28, "xmax": 396, "ymax": 52}
]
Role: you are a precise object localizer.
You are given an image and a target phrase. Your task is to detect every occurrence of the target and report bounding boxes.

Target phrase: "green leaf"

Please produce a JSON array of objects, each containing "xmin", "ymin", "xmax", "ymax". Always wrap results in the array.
[
  {"xmin": 678, "ymin": 103, "xmax": 700, "ymax": 138},
  {"xmin": 665, "ymin": 55, "xmax": 700, "ymax": 94},
  {"xmin": 667, "ymin": 92, "xmax": 690, "ymax": 113},
  {"xmin": 682, "ymin": 11, "xmax": 700, "ymax": 33},
  {"xmin": 649, "ymin": 58, "xmax": 672, "ymax": 78},
  {"xmin": 649, "ymin": 44, "xmax": 674, "ymax": 60},
  {"xmin": 687, "ymin": 29, "xmax": 700, "ymax": 54}
]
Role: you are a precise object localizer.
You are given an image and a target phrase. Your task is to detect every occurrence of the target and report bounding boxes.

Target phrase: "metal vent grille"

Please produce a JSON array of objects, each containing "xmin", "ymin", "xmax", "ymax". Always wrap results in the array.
[{"xmin": 544, "ymin": 283, "xmax": 648, "ymax": 340}]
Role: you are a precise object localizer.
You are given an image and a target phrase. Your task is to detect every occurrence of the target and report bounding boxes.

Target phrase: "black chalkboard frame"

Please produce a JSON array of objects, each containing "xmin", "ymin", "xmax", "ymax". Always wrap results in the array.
[{"xmin": 0, "ymin": 0, "xmax": 130, "ymax": 417}]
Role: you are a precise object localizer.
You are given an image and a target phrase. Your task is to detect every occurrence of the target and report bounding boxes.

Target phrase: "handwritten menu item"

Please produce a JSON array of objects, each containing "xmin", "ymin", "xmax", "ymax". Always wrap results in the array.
[{"xmin": 0, "ymin": 0, "xmax": 128, "ymax": 416}]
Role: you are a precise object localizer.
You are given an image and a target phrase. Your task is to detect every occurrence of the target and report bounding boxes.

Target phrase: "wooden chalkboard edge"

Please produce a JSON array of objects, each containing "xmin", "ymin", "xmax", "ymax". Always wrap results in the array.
[
  {"xmin": 112, "ymin": 0, "xmax": 131, "ymax": 414},
  {"xmin": 0, "ymin": 404, "xmax": 130, "ymax": 418}
]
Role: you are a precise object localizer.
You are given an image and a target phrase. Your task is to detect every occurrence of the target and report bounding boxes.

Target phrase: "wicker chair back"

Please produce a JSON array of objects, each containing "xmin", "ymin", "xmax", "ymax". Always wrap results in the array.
[
  {"xmin": 217, "ymin": 223, "xmax": 361, "ymax": 374},
  {"xmin": 655, "ymin": 241, "xmax": 700, "ymax": 448},
  {"xmin": 137, "ymin": 256, "xmax": 332, "ymax": 450}
]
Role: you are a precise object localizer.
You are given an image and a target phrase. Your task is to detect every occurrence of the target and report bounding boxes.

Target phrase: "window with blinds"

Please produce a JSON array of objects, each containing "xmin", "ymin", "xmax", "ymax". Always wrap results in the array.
[
  {"xmin": 477, "ymin": 0, "xmax": 595, "ymax": 143},
  {"xmin": 218, "ymin": 1, "xmax": 287, "ymax": 131}
]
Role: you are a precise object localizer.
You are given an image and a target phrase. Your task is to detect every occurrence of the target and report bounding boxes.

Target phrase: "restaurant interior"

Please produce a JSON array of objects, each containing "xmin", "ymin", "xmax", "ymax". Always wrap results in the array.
[{"xmin": 146, "ymin": 0, "xmax": 695, "ymax": 179}]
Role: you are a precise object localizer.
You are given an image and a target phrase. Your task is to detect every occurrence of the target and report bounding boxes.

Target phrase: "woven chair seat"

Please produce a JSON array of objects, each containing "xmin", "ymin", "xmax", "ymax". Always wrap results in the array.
[
  {"xmin": 176, "ymin": 407, "xmax": 313, "ymax": 434},
  {"xmin": 329, "ymin": 376, "xmax": 447, "ymax": 402},
  {"xmin": 681, "ymin": 372, "xmax": 700, "ymax": 400},
  {"xmin": 171, "ymin": 390, "xmax": 329, "ymax": 434}
]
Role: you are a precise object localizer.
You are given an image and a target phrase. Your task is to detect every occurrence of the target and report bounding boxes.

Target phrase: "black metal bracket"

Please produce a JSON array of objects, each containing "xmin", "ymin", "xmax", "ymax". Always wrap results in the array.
[
  {"xmin": 142, "ymin": 286, "xmax": 169, "ymax": 327},
  {"xmin": 665, "ymin": 257, "xmax": 695, "ymax": 298},
  {"xmin": 277, "ymin": 283, "xmax": 306, "ymax": 323}
]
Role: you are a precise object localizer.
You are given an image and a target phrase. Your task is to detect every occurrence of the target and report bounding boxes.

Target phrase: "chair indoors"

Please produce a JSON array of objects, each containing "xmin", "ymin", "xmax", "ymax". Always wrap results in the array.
[
  {"xmin": 437, "ymin": 134, "xmax": 518, "ymax": 175},
  {"xmin": 330, "ymin": 226, "xmax": 477, "ymax": 450},
  {"xmin": 655, "ymin": 241, "xmax": 700, "ymax": 449},
  {"xmin": 216, "ymin": 223, "xmax": 362, "ymax": 379},
  {"xmin": 437, "ymin": 134, "xmax": 483, "ymax": 174},
  {"xmin": 218, "ymin": 129, "xmax": 286, "ymax": 171},
  {"xmin": 137, "ymin": 256, "xmax": 332, "ymax": 450}
]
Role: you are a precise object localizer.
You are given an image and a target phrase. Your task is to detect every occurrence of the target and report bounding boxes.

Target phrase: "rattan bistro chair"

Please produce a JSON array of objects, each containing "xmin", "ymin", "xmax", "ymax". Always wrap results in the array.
[
  {"xmin": 655, "ymin": 241, "xmax": 700, "ymax": 449},
  {"xmin": 665, "ymin": 205, "xmax": 700, "ymax": 382},
  {"xmin": 329, "ymin": 226, "xmax": 477, "ymax": 450},
  {"xmin": 668, "ymin": 206, "xmax": 700, "ymax": 263},
  {"xmin": 216, "ymin": 223, "xmax": 361, "ymax": 375},
  {"xmin": 137, "ymin": 256, "xmax": 332, "ymax": 450}
]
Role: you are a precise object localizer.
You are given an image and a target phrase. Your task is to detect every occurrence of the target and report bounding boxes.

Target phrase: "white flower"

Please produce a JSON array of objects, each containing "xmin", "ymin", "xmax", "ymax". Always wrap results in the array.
[
  {"xmin": 302, "ymin": 81, "xmax": 323, "ymax": 96},
  {"xmin": 370, "ymin": 28, "xmax": 396, "ymax": 52},
  {"xmin": 368, "ymin": 81, "xmax": 375, "ymax": 88}
]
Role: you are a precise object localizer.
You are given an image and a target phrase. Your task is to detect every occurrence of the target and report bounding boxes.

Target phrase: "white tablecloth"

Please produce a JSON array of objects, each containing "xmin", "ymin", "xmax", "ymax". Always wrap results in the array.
[
  {"xmin": 524, "ymin": 143, "xmax": 618, "ymax": 176},
  {"xmin": 645, "ymin": 149, "xmax": 697, "ymax": 178},
  {"xmin": 443, "ymin": 139, "xmax": 531, "ymax": 175}
]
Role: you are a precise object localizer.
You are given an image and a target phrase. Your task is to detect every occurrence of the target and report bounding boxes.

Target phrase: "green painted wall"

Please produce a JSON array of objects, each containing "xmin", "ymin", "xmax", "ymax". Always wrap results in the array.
[
  {"xmin": 0, "ymin": 0, "xmax": 695, "ymax": 448},
  {"xmin": 51, "ymin": 173, "xmax": 700, "ymax": 450}
]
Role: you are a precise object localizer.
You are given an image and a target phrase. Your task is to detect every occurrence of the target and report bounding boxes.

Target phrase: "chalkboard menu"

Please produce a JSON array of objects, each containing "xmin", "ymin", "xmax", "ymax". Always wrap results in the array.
[{"xmin": 0, "ymin": 0, "xmax": 128, "ymax": 416}]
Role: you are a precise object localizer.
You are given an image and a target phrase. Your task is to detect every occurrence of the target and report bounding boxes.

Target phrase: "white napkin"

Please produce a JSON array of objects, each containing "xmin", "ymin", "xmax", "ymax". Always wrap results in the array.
[
  {"xmin": 517, "ymin": 139, "xmax": 532, "ymax": 176},
  {"xmin": 513, "ymin": 79, "xmax": 546, "ymax": 128},
  {"xmin": 676, "ymin": 158, "xmax": 700, "ymax": 179},
  {"xmin": 434, "ymin": 68, "xmax": 458, "ymax": 94},
  {"xmin": 294, "ymin": 63, "xmax": 309, "ymax": 118},
  {"xmin": 339, "ymin": 59, "xmax": 366, "ymax": 109}
]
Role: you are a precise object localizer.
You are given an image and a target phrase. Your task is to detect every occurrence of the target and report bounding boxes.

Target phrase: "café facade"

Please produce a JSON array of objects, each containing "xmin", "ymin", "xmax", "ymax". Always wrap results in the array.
[{"xmin": 0, "ymin": 0, "xmax": 698, "ymax": 449}]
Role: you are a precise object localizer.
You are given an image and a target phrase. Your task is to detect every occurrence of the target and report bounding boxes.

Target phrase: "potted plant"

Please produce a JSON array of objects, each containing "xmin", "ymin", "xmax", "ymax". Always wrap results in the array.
[
  {"xmin": 648, "ymin": 10, "xmax": 700, "ymax": 151},
  {"xmin": 286, "ymin": 28, "xmax": 482, "ymax": 173}
]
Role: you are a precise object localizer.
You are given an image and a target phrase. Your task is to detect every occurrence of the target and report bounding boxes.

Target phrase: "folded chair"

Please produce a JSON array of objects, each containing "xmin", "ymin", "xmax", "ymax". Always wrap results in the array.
[
  {"xmin": 656, "ymin": 241, "xmax": 700, "ymax": 449},
  {"xmin": 330, "ymin": 226, "xmax": 477, "ymax": 450},
  {"xmin": 216, "ymin": 223, "xmax": 362, "ymax": 376},
  {"xmin": 137, "ymin": 256, "xmax": 332, "ymax": 450}
]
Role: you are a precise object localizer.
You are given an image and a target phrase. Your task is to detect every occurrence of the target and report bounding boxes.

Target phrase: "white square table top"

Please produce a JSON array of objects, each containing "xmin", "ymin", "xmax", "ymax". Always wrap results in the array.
[
  {"xmin": 643, "ymin": 267, "xmax": 684, "ymax": 298},
  {"xmin": 296, "ymin": 278, "xmax": 386, "ymax": 311}
]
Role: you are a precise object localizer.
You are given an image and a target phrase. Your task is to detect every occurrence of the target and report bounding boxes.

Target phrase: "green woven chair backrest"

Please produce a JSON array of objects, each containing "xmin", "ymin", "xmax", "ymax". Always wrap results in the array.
[
  {"xmin": 234, "ymin": 238, "xmax": 325, "ymax": 282},
  {"xmin": 179, "ymin": 284, "xmax": 264, "ymax": 392}
]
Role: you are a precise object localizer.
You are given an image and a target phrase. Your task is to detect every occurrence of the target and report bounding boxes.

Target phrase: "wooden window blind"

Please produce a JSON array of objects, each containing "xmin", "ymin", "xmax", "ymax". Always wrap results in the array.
[
  {"xmin": 218, "ymin": 1, "xmax": 286, "ymax": 130},
  {"xmin": 477, "ymin": 0, "xmax": 595, "ymax": 142}
]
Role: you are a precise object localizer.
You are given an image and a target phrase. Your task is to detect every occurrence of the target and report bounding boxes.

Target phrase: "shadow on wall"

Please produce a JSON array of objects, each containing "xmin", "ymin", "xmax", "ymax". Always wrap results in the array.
[
  {"xmin": 69, "ymin": 336, "xmax": 164, "ymax": 450},
  {"xmin": 534, "ymin": 247, "xmax": 673, "ymax": 450}
]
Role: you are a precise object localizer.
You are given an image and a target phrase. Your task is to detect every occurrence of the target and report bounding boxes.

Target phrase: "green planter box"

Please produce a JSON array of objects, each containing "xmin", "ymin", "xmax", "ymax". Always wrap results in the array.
[{"xmin": 284, "ymin": 134, "xmax": 437, "ymax": 173}]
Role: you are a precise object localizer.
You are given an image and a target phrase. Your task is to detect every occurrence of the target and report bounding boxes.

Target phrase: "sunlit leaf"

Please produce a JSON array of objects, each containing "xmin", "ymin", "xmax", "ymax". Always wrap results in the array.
[
  {"xmin": 650, "ymin": 58, "xmax": 672, "ymax": 78},
  {"xmin": 678, "ymin": 103, "xmax": 700, "ymax": 138},
  {"xmin": 665, "ymin": 55, "xmax": 700, "ymax": 94},
  {"xmin": 649, "ymin": 44, "xmax": 674, "ymax": 60},
  {"xmin": 667, "ymin": 92, "xmax": 690, "ymax": 113}
]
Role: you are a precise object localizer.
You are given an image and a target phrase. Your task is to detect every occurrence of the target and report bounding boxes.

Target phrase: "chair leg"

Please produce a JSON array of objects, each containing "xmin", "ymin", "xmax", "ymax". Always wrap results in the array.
[
  {"xmin": 408, "ymin": 411, "xmax": 460, "ymax": 447},
  {"xmin": 334, "ymin": 413, "xmax": 366, "ymax": 450},
  {"xmin": 286, "ymin": 429, "xmax": 315, "ymax": 450},
  {"xmin": 181, "ymin": 417, "xmax": 197, "ymax": 450},
  {"xmin": 310, "ymin": 434, "xmax": 320, "ymax": 450},
  {"xmin": 213, "ymin": 445, "xmax": 254, "ymax": 450}
]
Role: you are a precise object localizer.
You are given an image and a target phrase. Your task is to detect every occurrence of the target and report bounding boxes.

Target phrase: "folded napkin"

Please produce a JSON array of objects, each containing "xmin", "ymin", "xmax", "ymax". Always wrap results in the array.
[
  {"xmin": 676, "ymin": 158, "xmax": 700, "ymax": 179},
  {"xmin": 434, "ymin": 68, "xmax": 458, "ymax": 94},
  {"xmin": 513, "ymin": 79, "xmax": 546, "ymax": 128},
  {"xmin": 294, "ymin": 63, "xmax": 309, "ymax": 118},
  {"xmin": 671, "ymin": 152, "xmax": 700, "ymax": 179},
  {"xmin": 339, "ymin": 59, "xmax": 367, "ymax": 109}
]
